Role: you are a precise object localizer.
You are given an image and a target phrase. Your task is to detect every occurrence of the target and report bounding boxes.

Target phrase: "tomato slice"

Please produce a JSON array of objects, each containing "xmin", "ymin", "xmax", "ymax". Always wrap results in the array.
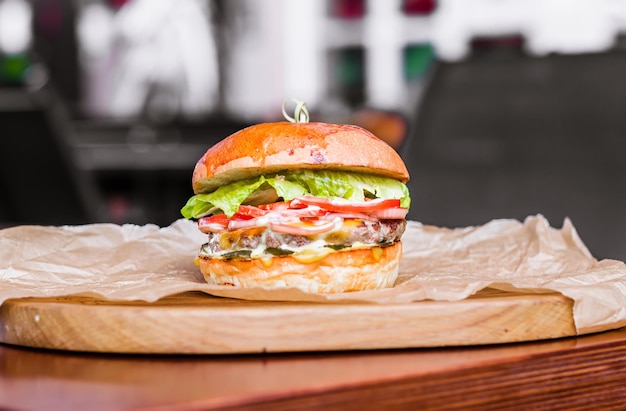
[
  {"xmin": 258, "ymin": 202, "xmax": 292, "ymax": 211},
  {"xmin": 198, "ymin": 214, "xmax": 229, "ymax": 233},
  {"xmin": 290, "ymin": 196, "xmax": 402, "ymax": 214},
  {"xmin": 233, "ymin": 205, "xmax": 267, "ymax": 219}
]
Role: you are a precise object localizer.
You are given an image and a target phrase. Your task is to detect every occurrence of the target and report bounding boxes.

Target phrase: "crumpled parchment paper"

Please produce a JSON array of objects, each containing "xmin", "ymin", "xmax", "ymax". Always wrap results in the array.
[{"xmin": 2, "ymin": 215, "xmax": 626, "ymax": 334}]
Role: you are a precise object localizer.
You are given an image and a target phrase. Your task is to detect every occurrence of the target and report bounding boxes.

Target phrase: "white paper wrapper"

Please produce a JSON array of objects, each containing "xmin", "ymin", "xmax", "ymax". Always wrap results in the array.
[{"xmin": 2, "ymin": 215, "xmax": 626, "ymax": 334}]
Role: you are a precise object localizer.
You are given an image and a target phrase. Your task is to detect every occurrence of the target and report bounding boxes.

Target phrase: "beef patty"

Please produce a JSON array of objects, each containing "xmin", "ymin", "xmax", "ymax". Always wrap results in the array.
[{"xmin": 201, "ymin": 219, "xmax": 407, "ymax": 256}]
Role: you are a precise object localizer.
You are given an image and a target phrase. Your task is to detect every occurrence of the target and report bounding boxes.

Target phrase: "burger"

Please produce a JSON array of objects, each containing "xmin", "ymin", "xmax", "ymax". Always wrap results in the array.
[{"xmin": 181, "ymin": 109, "xmax": 410, "ymax": 293}]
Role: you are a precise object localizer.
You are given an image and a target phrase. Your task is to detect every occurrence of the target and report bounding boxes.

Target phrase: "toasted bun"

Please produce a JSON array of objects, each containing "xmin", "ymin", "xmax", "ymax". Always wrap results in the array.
[
  {"xmin": 193, "ymin": 122, "xmax": 409, "ymax": 194},
  {"xmin": 198, "ymin": 242, "xmax": 402, "ymax": 293}
]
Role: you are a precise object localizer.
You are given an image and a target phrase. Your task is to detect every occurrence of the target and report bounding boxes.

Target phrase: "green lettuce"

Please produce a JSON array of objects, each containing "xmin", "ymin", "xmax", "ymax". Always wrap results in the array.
[{"xmin": 181, "ymin": 170, "xmax": 411, "ymax": 219}]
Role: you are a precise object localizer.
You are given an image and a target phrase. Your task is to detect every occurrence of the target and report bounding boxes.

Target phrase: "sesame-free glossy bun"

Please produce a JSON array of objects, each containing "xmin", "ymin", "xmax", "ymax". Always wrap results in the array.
[
  {"xmin": 198, "ymin": 243, "xmax": 402, "ymax": 293},
  {"xmin": 192, "ymin": 122, "xmax": 409, "ymax": 194}
]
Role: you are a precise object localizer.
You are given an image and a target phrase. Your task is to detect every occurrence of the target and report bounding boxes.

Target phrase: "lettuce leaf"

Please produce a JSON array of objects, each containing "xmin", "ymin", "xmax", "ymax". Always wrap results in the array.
[{"xmin": 181, "ymin": 170, "xmax": 410, "ymax": 219}]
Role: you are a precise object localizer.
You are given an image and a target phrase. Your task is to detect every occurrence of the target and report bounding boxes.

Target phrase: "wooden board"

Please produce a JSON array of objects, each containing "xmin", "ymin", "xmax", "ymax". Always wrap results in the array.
[{"xmin": 0, "ymin": 289, "xmax": 578, "ymax": 354}]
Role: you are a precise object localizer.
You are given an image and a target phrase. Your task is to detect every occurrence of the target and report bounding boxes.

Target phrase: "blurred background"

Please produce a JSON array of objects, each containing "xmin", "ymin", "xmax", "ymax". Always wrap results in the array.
[{"xmin": 1, "ymin": 0, "xmax": 626, "ymax": 261}]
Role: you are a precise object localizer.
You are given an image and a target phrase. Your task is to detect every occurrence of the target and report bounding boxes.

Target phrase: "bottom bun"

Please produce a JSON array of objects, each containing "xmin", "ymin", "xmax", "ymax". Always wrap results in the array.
[{"xmin": 198, "ymin": 242, "xmax": 402, "ymax": 293}]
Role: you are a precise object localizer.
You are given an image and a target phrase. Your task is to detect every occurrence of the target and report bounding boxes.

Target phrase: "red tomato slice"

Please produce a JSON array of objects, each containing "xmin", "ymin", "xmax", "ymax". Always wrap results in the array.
[
  {"xmin": 258, "ymin": 202, "xmax": 292, "ymax": 211},
  {"xmin": 290, "ymin": 196, "xmax": 402, "ymax": 214},
  {"xmin": 198, "ymin": 214, "xmax": 229, "ymax": 233},
  {"xmin": 233, "ymin": 205, "xmax": 267, "ymax": 219}
]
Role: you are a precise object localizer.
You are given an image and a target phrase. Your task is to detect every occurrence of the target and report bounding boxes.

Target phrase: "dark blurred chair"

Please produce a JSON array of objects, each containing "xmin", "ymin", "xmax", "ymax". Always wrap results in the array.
[
  {"xmin": 0, "ymin": 87, "xmax": 102, "ymax": 226},
  {"xmin": 402, "ymin": 45, "xmax": 626, "ymax": 261}
]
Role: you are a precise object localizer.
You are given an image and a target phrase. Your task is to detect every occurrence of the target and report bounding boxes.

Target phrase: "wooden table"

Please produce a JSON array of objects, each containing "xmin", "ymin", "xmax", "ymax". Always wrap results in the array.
[{"xmin": 2, "ymin": 327, "xmax": 626, "ymax": 410}]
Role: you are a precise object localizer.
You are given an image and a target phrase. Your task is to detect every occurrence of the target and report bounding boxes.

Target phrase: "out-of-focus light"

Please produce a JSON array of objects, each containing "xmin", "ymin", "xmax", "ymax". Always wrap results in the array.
[
  {"xmin": 108, "ymin": 0, "xmax": 130, "ymax": 10},
  {"xmin": 0, "ymin": 53, "xmax": 30, "ymax": 84},
  {"xmin": 0, "ymin": 0, "xmax": 33, "ymax": 54},
  {"xmin": 331, "ymin": 47, "xmax": 365, "ymax": 105},
  {"xmin": 77, "ymin": 3, "xmax": 114, "ymax": 58},
  {"xmin": 403, "ymin": 43, "xmax": 434, "ymax": 81},
  {"xmin": 402, "ymin": 0, "xmax": 436, "ymax": 15},
  {"xmin": 329, "ymin": 0, "xmax": 365, "ymax": 19}
]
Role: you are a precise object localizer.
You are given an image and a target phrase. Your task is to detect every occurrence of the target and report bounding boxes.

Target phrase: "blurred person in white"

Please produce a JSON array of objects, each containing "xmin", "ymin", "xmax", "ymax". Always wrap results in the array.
[{"xmin": 78, "ymin": 0, "xmax": 219, "ymax": 121}]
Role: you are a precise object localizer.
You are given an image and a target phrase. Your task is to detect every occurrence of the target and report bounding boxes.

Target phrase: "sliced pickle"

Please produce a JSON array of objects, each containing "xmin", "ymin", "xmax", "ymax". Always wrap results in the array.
[
  {"xmin": 325, "ymin": 244, "xmax": 349, "ymax": 251},
  {"xmin": 222, "ymin": 250, "xmax": 252, "ymax": 259},
  {"xmin": 265, "ymin": 247, "xmax": 294, "ymax": 256}
]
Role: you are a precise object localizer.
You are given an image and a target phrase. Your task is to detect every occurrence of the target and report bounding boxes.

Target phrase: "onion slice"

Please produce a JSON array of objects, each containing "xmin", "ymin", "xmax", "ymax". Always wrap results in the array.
[{"xmin": 269, "ymin": 219, "xmax": 337, "ymax": 236}]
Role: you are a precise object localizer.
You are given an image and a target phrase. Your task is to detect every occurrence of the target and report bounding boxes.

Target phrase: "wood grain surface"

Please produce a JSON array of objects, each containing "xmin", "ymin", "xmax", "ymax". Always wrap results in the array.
[
  {"xmin": 2, "ymin": 327, "xmax": 626, "ymax": 410},
  {"xmin": 0, "ymin": 288, "xmax": 579, "ymax": 354}
]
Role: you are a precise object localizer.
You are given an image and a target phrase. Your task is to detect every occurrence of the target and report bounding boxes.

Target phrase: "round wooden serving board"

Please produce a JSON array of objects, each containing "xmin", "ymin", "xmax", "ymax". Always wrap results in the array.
[{"xmin": 0, "ymin": 289, "xmax": 577, "ymax": 354}]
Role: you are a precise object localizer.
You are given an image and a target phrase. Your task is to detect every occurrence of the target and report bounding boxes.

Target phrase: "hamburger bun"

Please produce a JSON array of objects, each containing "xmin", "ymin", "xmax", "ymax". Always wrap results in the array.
[
  {"xmin": 198, "ymin": 242, "xmax": 402, "ymax": 293},
  {"xmin": 192, "ymin": 121, "xmax": 409, "ymax": 194}
]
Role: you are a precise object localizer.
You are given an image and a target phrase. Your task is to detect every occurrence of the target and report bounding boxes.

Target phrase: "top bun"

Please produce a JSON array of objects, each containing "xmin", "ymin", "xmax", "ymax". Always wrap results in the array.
[{"xmin": 193, "ymin": 121, "xmax": 409, "ymax": 194}]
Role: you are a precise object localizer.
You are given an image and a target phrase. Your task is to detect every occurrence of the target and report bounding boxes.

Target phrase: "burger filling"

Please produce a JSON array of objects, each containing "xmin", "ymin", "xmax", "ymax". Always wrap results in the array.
[
  {"xmin": 200, "ymin": 218, "xmax": 407, "ymax": 260},
  {"xmin": 181, "ymin": 170, "xmax": 411, "ymax": 262}
]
